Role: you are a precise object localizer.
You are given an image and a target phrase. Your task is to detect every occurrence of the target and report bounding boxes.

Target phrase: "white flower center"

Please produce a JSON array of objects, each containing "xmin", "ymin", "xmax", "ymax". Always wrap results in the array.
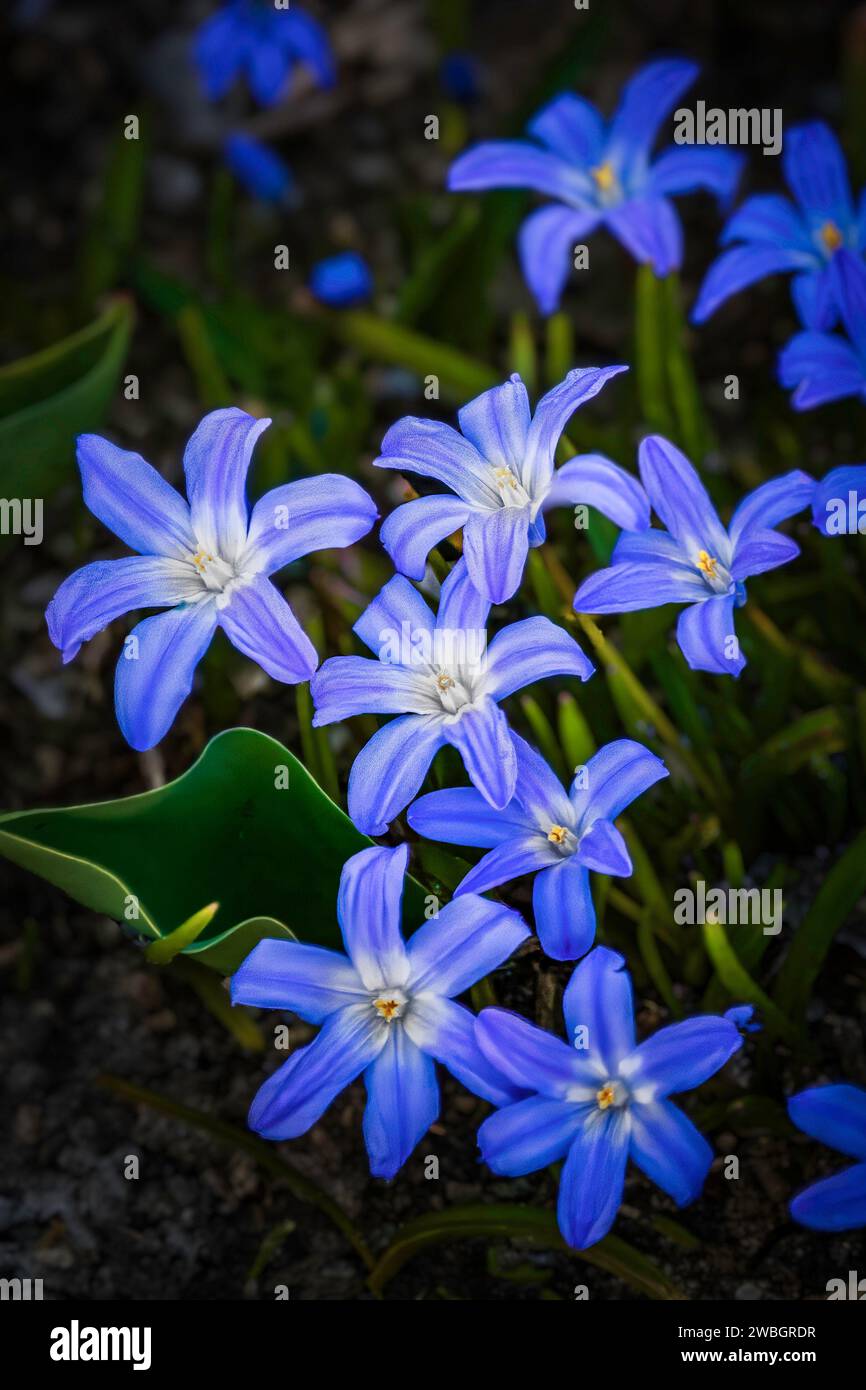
[
  {"xmin": 187, "ymin": 545, "xmax": 245, "ymax": 603},
  {"xmin": 596, "ymin": 1078, "xmax": 628, "ymax": 1111},
  {"xmin": 372, "ymin": 987, "xmax": 409, "ymax": 1023},
  {"xmin": 431, "ymin": 668, "xmax": 476, "ymax": 715},
  {"xmin": 546, "ymin": 823, "xmax": 577, "ymax": 856},
  {"xmin": 491, "ymin": 466, "xmax": 531, "ymax": 509}
]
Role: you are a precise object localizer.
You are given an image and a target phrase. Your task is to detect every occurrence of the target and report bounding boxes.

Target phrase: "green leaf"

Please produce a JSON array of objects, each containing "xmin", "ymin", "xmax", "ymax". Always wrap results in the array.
[
  {"xmin": 0, "ymin": 727, "xmax": 426, "ymax": 974},
  {"xmin": 368, "ymin": 1204, "xmax": 685, "ymax": 1299},
  {"xmin": 145, "ymin": 901, "xmax": 221, "ymax": 964},
  {"xmin": 702, "ymin": 919, "xmax": 800, "ymax": 1045},
  {"xmin": 0, "ymin": 297, "xmax": 134, "ymax": 502},
  {"xmin": 329, "ymin": 310, "xmax": 497, "ymax": 399}
]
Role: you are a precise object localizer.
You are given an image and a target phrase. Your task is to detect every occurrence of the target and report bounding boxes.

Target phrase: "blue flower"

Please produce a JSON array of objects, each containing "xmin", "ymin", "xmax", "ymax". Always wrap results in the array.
[
  {"xmin": 476, "ymin": 946, "xmax": 746, "ymax": 1248},
  {"xmin": 232, "ymin": 843, "xmax": 530, "ymax": 1177},
  {"xmin": 573, "ymin": 435, "xmax": 814, "ymax": 677},
  {"xmin": 812, "ymin": 463, "xmax": 866, "ymax": 535},
  {"xmin": 194, "ymin": 0, "xmax": 335, "ymax": 108},
  {"xmin": 224, "ymin": 133, "xmax": 293, "ymax": 203},
  {"xmin": 694, "ymin": 122, "xmax": 865, "ymax": 330},
  {"xmin": 310, "ymin": 559, "xmax": 594, "ymax": 834},
  {"xmin": 408, "ymin": 734, "xmax": 667, "ymax": 960},
  {"xmin": 46, "ymin": 409, "xmax": 377, "ymax": 751},
  {"xmin": 788, "ymin": 1085, "xmax": 866, "ymax": 1232},
  {"xmin": 375, "ymin": 367, "xmax": 646, "ymax": 605},
  {"xmin": 778, "ymin": 249, "xmax": 866, "ymax": 409},
  {"xmin": 309, "ymin": 251, "xmax": 373, "ymax": 306},
  {"xmin": 448, "ymin": 59, "xmax": 741, "ymax": 314},
  {"xmin": 724, "ymin": 1005, "xmax": 761, "ymax": 1035}
]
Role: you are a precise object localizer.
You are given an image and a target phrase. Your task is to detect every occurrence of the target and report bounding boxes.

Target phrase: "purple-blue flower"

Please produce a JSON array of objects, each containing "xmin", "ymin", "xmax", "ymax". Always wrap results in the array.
[
  {"xmin": 694, "ymin": 122, "xmax": 865, "ymax": 330},
  {"xmin": 310, "ymin": 559, "xmax": 594, "ymax": 834},
  {"xmin": 573, "ymin": 435, "xmax": 814, "ymax": 677},
  {"xmin": 408, "ymin": 733, "xmax": 667, "ymax": 960},
  {"xmin": 448, "ymin": 59, "xmax": 741, "ymax": 314},
  {"xmin": 194, "ymin": 0, "xmax": 335, "ymax": 107},
  {"xmin": 309, "ymin": 251, "xmax": 373, "ymax": 307},
  {"xmin": 811, "ymin": 463, "xmax": 866, "ymax": 536},
  {"xmin": 224, "ymin": 133, "xmax": 293, "ymax": 204},
  {"xmin": 232, "ymin": 843, "xmax": 529, "ymax": 1177},
  {"xmin": 374, "ymin": 366, "xmax": 646, "ymax": 605},
  {"xmin": 778, "ymin": 249, "xmax": 866, "ymax": 409},
  {"xmin": 476, "ymin": 946, "xmax": 746, "ymax": 1249},
  {"xmin": 788, "ymin": 1084, "xmax": 866, "ymax": 1232},
  {"xmin": 46, "ymin": 408, "xmax": 377, "ymax": 751}
]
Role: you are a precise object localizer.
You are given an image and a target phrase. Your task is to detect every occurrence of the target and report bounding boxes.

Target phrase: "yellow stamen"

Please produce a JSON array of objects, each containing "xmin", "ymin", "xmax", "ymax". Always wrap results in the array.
[
  {"xmin": 596, "ymin": 1083, "xmax": 616, "ymax": 1111},
  {"xmin": 192, "ymin": 548, "xmax": 214, "ymax": 574},
  {"xmin": 547, "ymin": 825, "xmax": 568, "ymax": 845},
  {"xmin": 819, "ymin": 220, "xmax": 843, "ymax": 252},
  {"xmin": 591, "ymin": 161, "xmax": 616, "ymax": 192},
  {"xmin": 436, "ymin": 672, "xmax": 456, "ymax": 692},
  {"xmin": 696, "ymin": 549, "xmax": 719, "ymax": 580},
  {"xmin": 374, "ymin": 997, "xmax": 401, "ymax": 1023},
  {"xmin": 494, "ymin": 467, "xmax": 519, "ymax": 490}
]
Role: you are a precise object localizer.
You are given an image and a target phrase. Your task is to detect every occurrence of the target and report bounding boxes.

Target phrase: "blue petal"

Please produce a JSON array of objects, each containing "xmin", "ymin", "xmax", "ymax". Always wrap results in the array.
[
  {"xmin": 728, "ymin": 469, "xmax": 816, "ymax": 548},
  {"xmin": 611, "ymin": 526, "xmax": 693, "ymax": 566},
  {"xmin": 511, "ymin": 729, "xmax": 574, "ymax": 825},
  {"xmin": 812, "ymin": 464, "xmax": 866, "ymax": 535},
  {"xmin": 621, "ymin": 1015, "xmax": 742, "ymax": 1099},
  {"xmin": 789, "ymin": 1163, "xmax": 866, "ymax": 1232},
  {"xmin": 457, "ymin": 374, "xmax": 531, "ymax": 473},
  {"xmin": 676, "ymin": 595, "xmax": 745, "ymax": 677},
  {"xmin": 248, "ymin": 1004, "xmax": 384, "ymax": 1140},
  {"xmin": 407, "ymin": 787, "xmax": 532, "ymax": 848},
  {"xmin": 542, "ymin": 452, "xmax": 650, "ymax": 531},
  {"xmin": 483, "ymin": 615, "xmax": 594, "ymax": 701},
  {"xmin": 562, "ymin": 946, "xmax": 635, "ymax": 1073},
  {"xmin": 375, "ymin": 415, "xmax": 496, "ymax": 508},
  {"xmin": 435, "ymin": 555, "xmax": 491, "ymax": 634},
  {"xmin": 336, "ymin": 844, "xmax": 411, "ymax": 991},
  {"xmin": 557, "ymin": 1109, "xmax": 630, "ymax": 1248},
  {"xmin": 629, "ymin": 1099, "xmax": 713, "ymax": 1205},
  {"xmin": 224, "ymin": 133, "xmax": 293, "ymax": 203},
  {"xmin": 606, "ymin": 59, "xmax": 698, "ymax": 171},
  {"xmin": 380, "ymin": 495, "xmax": 474, "ymax": 581},
  {"xmin": 475, "ymin": 1007, "xmax": 597, "ymax": 1098},
  {"xmin": 278, "ymin": 9, "xmax": 335, "ymax": 88},
  {"xmin": 194, "ymin": 8, "xmax": 244, "ymax": 100},
  {"xmin": 783, "ymin": 121, "xmax": 854, "ymax": 227},
  {"xmin": 246, "ymin": 37, "xmax": 291, "ymax": 106},
  {"xmin": 574, "ymin": 561, "xmax": 708, "ymax": 613},
  {"xmin": 405, "ymin": 995, "xmax": 523, "ymax": 1106},
  {"xmin": 362, "ymin": 1029, "xmax": 439, "ymax": 1179},
  {"xmin": 231, "ymin": 939, "xmax": 365, "ymax": 1022},
  {"xmin": 76, "ymin": 433, "xmax": 195, "ymax": 560},
  {"xmin": 777, "ymin": 329, "xmax": 865, "ymax": 407},
  {"xmin": 572, "ymin": 738, "xmax": 669, "ymax": 825},
  {"xmin": 219, "ymin": 574, "xmax": 318, "ymax": 683},
  {"xmin": 353, "ymin": 573, "xmax": 435, "ymax": 656},
  {"xmin": 406, "ymin": 896, "xmax": 530, "ymax": 999},
  {"xmin": 308, "ymin": 252, "xmax": 372, "ymax": 307},
  {"xmin": 182, "ymin": 408, "xmax": 270, "ymax": 563},
  {"xmin": 311, "ymin": 656, "xmax": 433, "ymax": 723},
  {"xmin": 791, "ymin": 268, "xmax": 837, "ymax": 330},
  {"xmin": 443, "ymin": 696, "xmax": 517, "ymax": 809},
  {"xmin": 462, "ymin": 507, "xmax": 530, "ymax": 603},
  {"xmin": 523, "ymin": 366, "xmax": 629, "ymax": 496},
  {"xmin": 518, "ymin": 205, "xmax": 601, "ymax": 315},
  {"xmin": 606, "ymin": 196, "xmax": 683, "ymax": 275},
  {"xmin": 244, "ymin": 473, "xmax": 377, "ymax": 576},
  {"xmin": 347, "ymin": 714, "xmax": 446, "ymax": 836},
  {"xmin": 831, "ymin": 247, "xmax": 866, "ymax": 357},
  {"xmin": 527, "ymin": 92, "xmax": 605, "ymax": 166},
  {"xmin": 692, "ymin": 244, "xmax": 813, "ymax": 324},
  {"xmin": 637, "ymin": 435, "xmax": 729, "ymax": 558},
  {"xmin": 478, "ymin": 1095, "xmax": 584, "ymax": 1175},
  {"xmin": 720, "ymin": 193, "xmax": 812, "ymax": 251},
  {"xmin": 533, "ymin": 861, "xmax": 597, "ymax": 962},
  {"xmin": 448, "ymin": 139, "xmax": 592, "ymax": 203},
  {"xmin": 730, "ymin": 529, "xmax": 799, "ymax": 581},
  {"xmin": 46, "ymin": 556, "xmax": 202, "ymax": 664},
  {"xmin": 114, "ymin": 600, "xmax": 217, "ymax": 751},
  {"xmin": 455, "ymin": 835, "xmax": 557, "ymax": 897},
  {"xmin": 649, "ymin": 146, "xmax": 743, "ymax": 204},
  {"xmin": 787, "ymin": 1085, "xmax": 866, "ymax": 1161},
  {"xmin": 575, "ymin": 818, "xmax": 632, "ymax": 876}
]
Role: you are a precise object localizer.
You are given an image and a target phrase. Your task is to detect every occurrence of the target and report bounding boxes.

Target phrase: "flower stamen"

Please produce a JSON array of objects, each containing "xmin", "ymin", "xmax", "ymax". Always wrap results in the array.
[
  {"xmin": 547, "ymin": 825, "xmax": 569, "ymax": 846},
  {"xmin": 373, "ymin": 997, "xmax": 402, "ymax": 1023},
  {"xmin": 591, "ymin": 161, "xmax": 616, "ymax": 192},
  {"xmin": 819, "ymin": 219, "xmax": 844, "ymax": 253},
  {"xmin": 596, "ymin": 1082, "xmax": 617, "ymax": 1111},
  {"xmin": 696, "ymin": 549, "xmax": 719, "ymax": 580},
  {"xmin": 192, "ymin": 548, "xmax": 215, "ymax": 574}
]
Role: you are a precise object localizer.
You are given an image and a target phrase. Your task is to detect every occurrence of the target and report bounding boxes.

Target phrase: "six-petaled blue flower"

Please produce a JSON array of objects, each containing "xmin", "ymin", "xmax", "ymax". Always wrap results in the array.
[
  {"xmin": 232, "ymin": 843, "xmax": 530, "ymax": 1178},
  {"xmin": 311, "ymin": 559, "xmax": 594, "ymax": 834},
  {"xmin": 476, "ymin": 946, "xmax": 746, "ymax": 1248},
  {"xmin": 778, "ymin": 248, "xmax": 866, "ymax": 409},
  {"xmin": 375, "ymin": 366, "xmax": 646, "ymax": 604},
  {"xmin": 409, "ymin": 733, "xmax": 667, "ymax": 960},
  {"xmin": 46, "ymin": 408, "xmax": 377, "ymax": 750},
  {"xmin": 573, "ymin": 435, "xmax": 815, "ymax": 676},
  {"xmin": 788, "ymin": 1084, "xmax": 866, "ymax": 1231},
  {"xmin": 195, "ymin": 0, "xmax": 335, "ymax": 107},
  {"xmin": 448, "ymin": 59, "xmax": 741, "ymax": 314}
]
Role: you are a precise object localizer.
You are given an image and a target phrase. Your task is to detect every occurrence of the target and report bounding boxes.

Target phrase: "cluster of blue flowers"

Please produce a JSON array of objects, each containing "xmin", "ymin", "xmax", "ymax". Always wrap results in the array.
[{"xmin": 45, "ymin": 46, "xmax": 866, "ymax": 1250}]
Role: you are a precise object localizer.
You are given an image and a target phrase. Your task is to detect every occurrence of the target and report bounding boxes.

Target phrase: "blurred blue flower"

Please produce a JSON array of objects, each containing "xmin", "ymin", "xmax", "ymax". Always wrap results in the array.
[
  {"xmin": 573, "ymin": 435, "xmax": 814, "ymax": 677},
  {"xmin": 409, "ymin": 734, "xmax": 667, "ymax": 960},
  {"xmin": 476, "ymin": 946, "xmax": 746, "ymax": 1248},
  {"xmin": 46, "ymin": 409, "xmax": 377, "ymax": 750},
  {"xmin": 694, "ymin": 122, "xmax": 866, "ymax": 330},
  {"xmin": 308, "ymin": 251, "xmax": 373, "ymax": 306},
  {"xmin": 778, "ymin": 249, "xmax": 866, "ymax": 409},
  {"xmin": 788, "ymin": 1084, "xmax": 866, "ymax": 1231},
  {"xmin": 448, "ymin": 59, "xmax": 741, "ymax": 314},
  {"xmin": 195, "ymin": 0, "xmax": 335, "ymax": 107},
  {"xmin": 224, "ymin": 133, "xmax": 293, "ymax": 203},
  {"xmin": 232, "ymin": 843, "xmax": 529, "ymax": 1176},
  {"xmin": 374, "ymin": 367, "xmax": 644, "ymax": 604},
  {"xmin": 724, "ymin": 1005, "xmax": 761, "ymax": 1034},
  {"xmin": 812, "ymin": 462, "xmax": 866, "ymax": 535},
  {"xmin": 311, "ymin": 560, "xmax": 594, "ymax": 835}
]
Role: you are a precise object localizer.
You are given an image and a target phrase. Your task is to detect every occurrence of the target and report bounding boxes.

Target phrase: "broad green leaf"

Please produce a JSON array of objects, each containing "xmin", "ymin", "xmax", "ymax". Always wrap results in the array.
[{"xmin": 0, "ymin": 727, "xmax": 426, "ymax": 974}]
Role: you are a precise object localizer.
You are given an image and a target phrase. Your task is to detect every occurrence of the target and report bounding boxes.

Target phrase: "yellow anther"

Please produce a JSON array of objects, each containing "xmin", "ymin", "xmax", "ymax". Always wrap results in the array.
[
  {"xmin": 591, "ymin": 161, "xmax": 616, "ymax": 192},
  {"xmin": 494, "ymin": 467, "xmax": 519, "ymax": 490},
  {"xmin": 696, "ymin": 549, "xmax": 719, "ymax": 580},
  {"xmin": 374, "ymin": 997, "xmax": 401, "ymax": 1023},
  {"xmin": 596, "ymin": 1083, "xmax": 616, "ymax": 1111},
  {"xmin": 192, "ymin": 548, "xmax": 214, "ymax": 574},
  {"xmin": 819, "ymin": 220, "xmax": 843, "ymax": 252},
  {"xmin": 436, "ymin": 672, "xmax": 456, "ymax": 692},
  {"xmin": 547, "ymin": 825, "xmax": 569, "ymax": 846}
]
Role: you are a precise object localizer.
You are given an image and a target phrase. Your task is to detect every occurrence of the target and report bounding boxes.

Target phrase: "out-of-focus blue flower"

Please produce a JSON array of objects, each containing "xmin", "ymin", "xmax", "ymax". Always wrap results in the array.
[
  {"xmin": 232, "ymin": 843, "xmax": 529, "ymax": 1176},
  {"xmin": 778, "ymin": 249, "xmax": 866, "ymax": 409},
  {"xmin": 724, "ymin": 1005, "xmax": 761, "ymax": 1034},
  {"xmin": 573, "ymin": 435, "xmax": 814, "ymax": 677},
  {"xmin": 476, "ymin": 946, "xmax": 746, "ymax": 1248},
  {"xmin": 788, "ymin": 1084, "xmax": 866, "ymax": 1231},
  {"xmin": 46, "ymin": 409, "xmax": 377, "ymax": 751},
  {"xmin": 448, "ymin": 59, "xmax": 741, "ymax": 314},
  {"xmin": 409, "ymin": 734, "xmax": 667, "ymax": 960},
  {"xmin": 375, "ymin": 367, "xmax": 645, "ymax": 605},
  {"xmin": 224, "ymin": 133, "xmax": 293, "ymax": 203},
  {"xmin": 311, "ymin": 559, "xmax": 594, "ymax": 835},
  {"xmin": 195, "ymin": 0, "xmax": 335, "ymax": 108},
  {"xmin": 308, "ymin": 251, "xmax": 373, "ymax": 306},
  {"xmin": 811, "ymin": 463, "xmax": 866, "ymax": 535},
  {"xmin": 440, "ymin": 52, "xmax": 482, "ymax": 106},
  {"xmin": 694, "ymin": 122, "xmax": 866, "ymax": 330}
]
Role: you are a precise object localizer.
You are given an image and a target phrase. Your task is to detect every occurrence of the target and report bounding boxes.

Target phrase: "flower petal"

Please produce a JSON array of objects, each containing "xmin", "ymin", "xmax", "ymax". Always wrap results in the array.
[
  {"xmin": 435, "ymin": 555, "xmax": 491, "ymax": 634},
  {"xmin": 621, "ymin": 1015, "xmax": 743, "ymax": 1100},
  {"xmin": 511, "ymin": 729, "xmax": 574, "ymax": 825},
  {"xmin": 606, "ymin": 196, "xmax": 683, "ymax": 276},
  {"xmin": 231, "ymin": 940, "xmax": 365, "ymax": 1022},
  {"xmin": 528, "ymin": 92, "xmax": 605, "ymax": 165},
  {"xmin": 457, "ymin": 374, "xmax": 531, "ymax": 471},
  {"xmin": 408, "ymin": 787, "xmax": 532, "ymax": 847},
  {"xmin": 574, "ymin": 561, "xmax": 708, "ymax": 613},
  {"xmin": 478, "ymin": 1095, "xmax": 585, "ymax": 1175},
  {"xmin": 447, "ymin": 139, "xmax": 592, "ymax": 203},
  {"xmin": 789, "ymin": 1163, "xmax": 866, "ymax": 1232},
  {"xmin": 182, "ymin": 408, "xmax": 270, "ymax": 563},
  {"xmin": 812, "ymin": 464, "xmax": 866, "ymax": 536},
  {"xmin": 353, "ymin": 573, "xmax": 436, "ymax": 656},
  {"xmin": 46, "ymin": 556, "xmax": 203, "ymax": 664},
  {"xmin": 728, "ymin": 469, "xmax": 816, "ymax": 548},
  {"xmin": 729, "ymin": 529, "xmax": 799, "ymax": 581},
  {"xmin": 278, "ymin": 9, "xmax": 336, "ymax": 88},
  {"xmin": 462, "ymin": 507, "xmax": 530, "ymax": 604},
  {"xmin": 374, "ymin": 416, "xmax": 497, "ymax": 507},
  {"xmin": 831, "ymin": 247, "xmax": 866, "ymax": 358},
  {"xmin": 571, "ymin": 738, "xmax": 668, "ymax": 825},
  {"xmin": 518, "ymin": 205, "xmax": 601, "ymax": 315},
  {"xmin": 114, "ymin": 599, "xmax": 217, "ymax": 751},
  {"xmin": 542, "ymin": 453, "xmax": 650, "ymax": 531},
  {"xmin": 404, "ymin": 994, "xmax": 523, "ymax": 1105},
  {"xmin": 692, "ymin": 244, "xmax": 813, "ymax": 324},
  {"xmin": 557, "ymin": 1108, "xmax": 630, "ymax": 1248},
  {"xmin": 483, "ymin": 615, "xmax": 594, "ymax": 701},
  {"xmin": 777, "ymin": 329, "xmax": 866, "ymax": 408},
  {"xmin": 362, "ymin": 1028, "xmax": 439, "ymax": 1179},
  {"xmin": 720, "ymin": 193, "xmax": 812, "ymax": 250},
  {"xmin": 607, "ymin": 58, "xmax": 699, "ymax": 170},
  {"xmin": 407, "ymin": 895, "xmax": 530, "ymax": 999},
  {"xmin": 783, "ymin": 120, "xmax": 854, "ymax": 226},
  {"xmin": 243, "ymin": 474, "xmax": 377, "ymax": 576},
  {"xmin": 347, "ymin": 714, "xmax": 446, "ymax": 836},
  {"xmin": 76, "ymin": 434, "xmax": 195, "ymax": 560},
  {"xmin": 576, "ymin": 818, "xmax": 632, "ymax": 876},
  {"xmin": 379, "ymin": 494, "xmax": 472, "ymax": 581},
  {"xmin": 336, "ymin": 844, "xmax": 411, "ymax": 991},
  {"xmin": 311, "ymin": 655, "xmax": 433, "ymax": 724},
  {"xmin": 523, "ymin": 366, "xmax": 628, "ymax": 496},
  {"xmin": 443, "ymin": 696, "xmax": 517, "ymax": 809},
  {"xmin": 676, "ymin": 595, "xmax": 745, "ymax": 677},
  {"xmin": 218, "ymin": 574, "xmax": 318, "ymax": 683},
  {"xmin": 629, "ymin": 1098, "xmax": 713, "ymax": 1205},
  {"xmin": 455, "ymin": 835, "xmax": 558, "ymax": 897},
  {"xmin": 475, "ymin": 1007, "xmax": 596, "ymax": 1098},
  {"xmin": 562, "ymin": 945, "xmax": 635, "ymax": 1073},
  {"xmin": 648, "ymin": 146, "xmax": 742, "ymax": 203},
  {"xmin": 787, "ymin": 1085, "xmax": 866, "ymax": 1161},
  {"xmin": 637, "ymin": 435, "xmax": 729, "ymax": 558},
  {"xmin": 533, "ymin": 860, "xmax": 597, "ymax": 962}
]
